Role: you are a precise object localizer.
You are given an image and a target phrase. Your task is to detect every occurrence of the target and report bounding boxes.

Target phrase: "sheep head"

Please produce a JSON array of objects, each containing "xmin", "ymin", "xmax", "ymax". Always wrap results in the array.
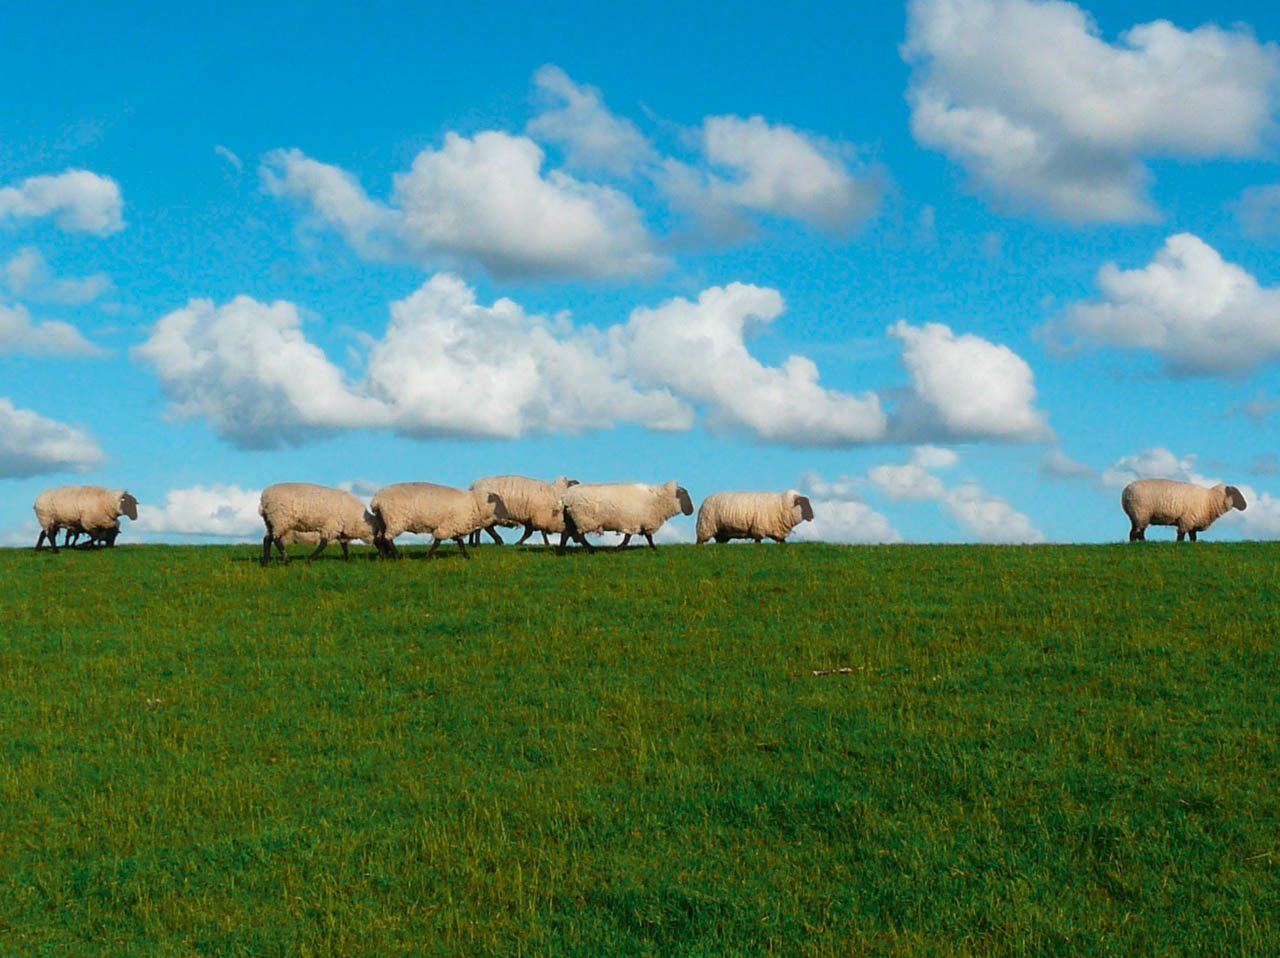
[{"xmin": 119, "ymin": 492, "xmax": 139, "ymax": 521}]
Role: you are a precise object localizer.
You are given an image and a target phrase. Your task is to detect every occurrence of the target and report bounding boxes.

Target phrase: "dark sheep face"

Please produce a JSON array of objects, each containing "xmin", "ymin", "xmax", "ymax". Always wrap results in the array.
[
  {"xmin": 1227, "ymin": 486, "xmax": 1247, "ymax": 511},
  {"xmin": 795, "ymin": 495, "xmax": 814, "ymax": 522},
  {"xmin": 119, "ymin": 492, "xmax": 139, "ymax": 521},
  {"xmin": 676, "ymin": 486, "xmax": 694, "ymax": 515}
]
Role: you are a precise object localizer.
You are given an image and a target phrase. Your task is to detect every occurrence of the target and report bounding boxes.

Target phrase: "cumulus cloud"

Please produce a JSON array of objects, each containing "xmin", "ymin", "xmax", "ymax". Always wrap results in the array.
[
  {"xmin": 616, "ymin": 283, "xmax": 887, "ymax": 444},
  {"xmin": 867, "ymin": 462, "xmax": 947, "ymax": 500},
  {"xmin": 0, "ymin": 397, "xmax": 105, "ymax": 477},
  {"xmin": 365, "ymin": 274, "xmax": 690, "ymax": 437},
  {"xmin": 665, "ymin": 115, "xmax": 883, "ymax": 234},
  {"xmin": 135, "ymin": 484, "xmax": 264, "ymax": 538},
  {"xmin": 0, "ymin": 169, "xmax": 124, "ymax": 235},
  {"xmin": 526, "ymin": 65, "xmax": 653, "ymax": 177},
  {"xmin": 903, "ymin": 0, "xmax": 1280, "ymax": 221},
  {"xmin": 888, "ymin": 320, "xmax": 1050, "ymax": 441},
  {"xmin": 263, "ymin": 134, "xmax": 664, "ymax": 280},
  {"xmin": 792, "ymin": 498, "xmax": 904, "ymax": 544},
  {"xmin": 1100, "ymin": 446, "xmax": 1205, "ymax": 488},
  {"xmin": 0, "ymin": 303, "xmax": 107, "ymax": 357},
  {"xmin": 1058, "ymin": 234, "xmax": 1280, "ymax": 375},
  {"xmin": 942, "ymin": 482, "xmax": 1045, "ymax": 543},
  {"xmin": 133, "ymin": 295, "xmax": 388, "ymax": 448}
]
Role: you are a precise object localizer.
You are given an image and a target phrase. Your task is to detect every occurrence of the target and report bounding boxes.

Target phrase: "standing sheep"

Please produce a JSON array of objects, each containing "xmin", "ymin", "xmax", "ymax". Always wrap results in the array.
[
  {"xmin": 1121, "ymin": 478, "xmax": 1247, "ymax": 542},
  {"xmin": 368, "ymin": 482, "xmax": 509, "ymax": 559},
  {"xmin": 466, "ymin": 475, "xmax": 579, "ymax": 546},
  {"xmin": 695, "ymin": 490, "xmax": 814, "ymax": 544},
  {"xmin": 557, "ymin": 481, "xmax": 693, "ymax": 554},
  {"xmin": 259, "ymin": 482, "xmax": 376, "ymax": 565},
  {"xmin": 34, "ymin": 486, "xmax": 138, "ymax": 552}
]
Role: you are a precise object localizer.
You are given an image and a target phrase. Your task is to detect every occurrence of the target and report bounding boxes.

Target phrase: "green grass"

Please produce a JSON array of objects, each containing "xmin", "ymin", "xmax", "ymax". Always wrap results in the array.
[{"xmin": 0, "ymin": 541, "xmax": 1277, "ymax": 955}]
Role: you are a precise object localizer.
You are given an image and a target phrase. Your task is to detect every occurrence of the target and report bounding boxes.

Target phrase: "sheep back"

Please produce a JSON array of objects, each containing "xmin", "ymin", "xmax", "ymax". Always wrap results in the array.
[
  {"xmin": 370, "ymin": 482, "xmax": 507, "ymax": 541},
  {"xmin": 1121, "ymin": 479, "xmax": 1246, "ymax": 534},
  {"xmin": 469, "ymin": 474, "xmax": 577, "ymax": 534},
  {"xmin": 696, "ymin": 490, "xmax": 814, "ymax": 543},
  {"xmin": 562, "ymin": 481, "xmax": 693, "ymax": 536},
  {"xmin": 259, "ymin": 482, "xmax": 374, "ymax": 542},
  {"xmin": 34, "ymin": 485, "xmax": 138, "ymax": 535}
]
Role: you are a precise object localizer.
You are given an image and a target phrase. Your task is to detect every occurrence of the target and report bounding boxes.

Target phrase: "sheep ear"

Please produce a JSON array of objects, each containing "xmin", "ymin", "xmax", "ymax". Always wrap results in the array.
[
  {"xmin": 566, "ymin": 478, "xmax": 580, "ymax": 487},
  {"xmin": 676, "ymin": 486, "xmax": 694, "ymax": 515},
  {"xmin": 120, "ymin": 493, "xmax": 138, "ymax": 521},
  {"xmin": 488, "ymin": 492, "xmax": 510, "ymax": 519},
  {"xmin": 1227, "ymin": 486, "xmax": 1247, "ymax": 511},
  {"xmin": 796, "ymin": 495, "xmax": 814, "ymax": 521}
]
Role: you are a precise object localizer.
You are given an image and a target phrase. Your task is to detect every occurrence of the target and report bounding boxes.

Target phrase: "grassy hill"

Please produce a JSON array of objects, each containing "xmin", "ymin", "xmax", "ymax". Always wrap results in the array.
[{"xmin": 1, "ymin": 541, "xmax": 1277, "ymax": 954}]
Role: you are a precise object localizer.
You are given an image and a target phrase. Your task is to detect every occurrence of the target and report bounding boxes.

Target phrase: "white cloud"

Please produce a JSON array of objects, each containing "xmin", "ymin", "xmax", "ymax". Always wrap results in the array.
[
  {"xmin": 263, "ymin": 134, "xmax": 664, "ymax": 280},
  {"xmin": 792, "ymin": 499, "xmax": 904, "ymax": 544},
  {"xmin": 0, "ymin": 302, "xmax": 107, "ymax": 357},
  {"xmin": 903, "ymin": 0, "xmax": 1280, "ymax": 221},
  {"xmin": 133, "ymin": 295, "xmax": 388, "ymax": 449},
  {"xmin": 867, "ymin": 462, "xmax": 947, "ymax": 500},
  {"xmin": 134, "ymin": 484, "xmax": 263, "ymax": 539},
  {"xmin": 909, "ymin": 444, "xmax": 958, "ymax": 469},
  {"xmin": 663, "ymin": 115, "xmax": 882, "ymax": 235},
  {"xmin": 366, "ymin": 274, "xmax": 690, "ymax": 437},
  {"xmin": 0, "ymin": 396, "xmax": 106, "ymax": 477},
  {"xmin": 215, "ymin": 145, "xmax": 244, "ymax": 174},
  {"xmin": 0, "ymin": 169, "xmax": 124, "ymax": 235},
  {"xmin": 616, "ymin": 283, "xmax": 887, "ymax": 444},
  {"xmin": 1099, "ymin": 446, "xmax": 1206, "ymax": 488},
  {"xmin": 1060, "ymin": 234, "xmax": 1280, "ymax": 375},
  {"xmin": 4, "ymin": 247, "xmax": 112, "ymax": 306},
  {"xmin": 943, "ymin": 482, "xmax": 1045, "ymax": 543},
  {"xmin": 888, "ymin": 320, "xmax": 1050, "ymax": 441},
  {"xmin": 526, "ymin": 65, "xmax": 653, "ymax": 177}
]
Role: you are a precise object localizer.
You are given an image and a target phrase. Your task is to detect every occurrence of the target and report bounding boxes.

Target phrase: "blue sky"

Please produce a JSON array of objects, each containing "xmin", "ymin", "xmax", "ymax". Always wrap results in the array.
[{"xmin": 4, "ymin": 0, "xmax": 1280, "ymax": 545}]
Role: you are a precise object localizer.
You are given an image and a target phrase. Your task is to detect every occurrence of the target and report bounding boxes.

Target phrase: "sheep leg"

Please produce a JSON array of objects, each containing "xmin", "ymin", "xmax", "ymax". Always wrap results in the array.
[
  {"xmin": 427, "ymin": 538, "xmax": 442, "ymax": 558},
  {"xmin": 378, "ymin": 536, "xmax": 400, "ymax": 559},
  {"xmin": 467, "ymin": 530, "xmax": 479, "ymax": 547},
  {"xmin": 274, "ymin": 536, "xmax": 289, "ymax": 562},
  {"xmin": 36, "ymin": 528, "xmax": 56, "ymax": 552},
  {"xmin": 305, "ymin": 537, "xmax": 329, "ymax": 562},
  {"xmin": 339, "ymin": 540, "xmax": 350, "ymax": 560},
  {"xmin": 515, "ymin": 524, "xmax": 535, "ymax": 545},
  {"xmin": 485, "ymin": 526, "xmax": 504, "ymax": 545},
  {"xmin": 1128, "ymin": 523, "xmax": 1145, "ymax": 542},
  {"xmin": 643, "ymin": 533, "xmax": 657, "ymax": 550},
  {"xmin": 261, "ymin": 532, "xmax": 273, "ymax": 566},
  {"xmin": 1189, "ymin": 530, "xmax": 1198, "ymax": 542},
  {"xmin": 617, "ymin": 534, "xmax": 631, "ymax": 549},
  {"xmin": 455, "ymin": 537, "xmax": 471, "ymax": 559},
  {"xmin": 540, "ymin": 531, "xmax": 550, "ymax": 546}
]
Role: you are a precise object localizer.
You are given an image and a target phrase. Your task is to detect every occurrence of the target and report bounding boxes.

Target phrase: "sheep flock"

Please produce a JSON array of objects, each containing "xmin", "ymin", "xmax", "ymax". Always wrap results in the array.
[{"xmin": 28, "ymin": 475, "xmax": 1250, "ymax": 558}]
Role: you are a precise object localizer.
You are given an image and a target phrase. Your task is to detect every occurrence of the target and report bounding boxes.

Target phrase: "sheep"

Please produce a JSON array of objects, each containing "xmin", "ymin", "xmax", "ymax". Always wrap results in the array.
[
  {"xmin": 556, "ymin": 481, "xmax": 693, "ymax": 554},
  {"xmin": 259, "ymin": 482, "xmax": 376, "ymax": 565},
  {"xmin": 1121, "ymin": 478, "xmax": 1247, "ymax": 542},
  {"xmin": 695, "ymin": 489, "xmax": 814, "ymax": 544},
  {"xmin": 368, "ymin": 482, "xmax": 509, "ymax": 559},
  {"xmin": 34, "ymin": 486, "xmax": 138, "ymax": 552},
  {"xmin": 466, "ymin": 475, "xmax": 579, "ymax": 546}
]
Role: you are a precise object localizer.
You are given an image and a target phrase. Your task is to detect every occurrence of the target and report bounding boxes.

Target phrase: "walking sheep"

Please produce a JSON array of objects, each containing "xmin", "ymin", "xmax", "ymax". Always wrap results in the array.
[
  {"xmin": 1121, "ymin": 478, "xmax": 1247, "ymax": 542},
  {"xmin": 557, "ymin": 481, "xmax": 693, "ymax": 554},
  {"xmin": 466, "ymin": 475, "xmax": 579, "ymax": 546},
  {"xmin": 368, "ymin": 482, "xmax": 509, "ymax": 559},
  {"xmin": 34, "ymin": 486, "xmax": 138, "ymax": 552},
  {"xmin": 695, "ymin": 490, "xmax": 814, "ymax": 544},
  {"xmin": 259, "ymin": 482, "xmax": 376, "ymax": 565}
]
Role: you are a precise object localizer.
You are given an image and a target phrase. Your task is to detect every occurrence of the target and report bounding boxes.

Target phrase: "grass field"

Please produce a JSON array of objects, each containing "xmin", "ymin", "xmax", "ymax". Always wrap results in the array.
[{"xmin": 0, "ymin": 540, "xmax": 1277, "ymax": 955}]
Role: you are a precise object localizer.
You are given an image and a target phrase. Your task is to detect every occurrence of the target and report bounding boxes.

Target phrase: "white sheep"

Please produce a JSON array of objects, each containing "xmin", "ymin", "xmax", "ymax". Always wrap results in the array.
[
  {"xmin": 34, "ymin": 486, "xmax": 138, "ymax": 552},
  {"xmin": 556, "ymin": 481, "xmax": 693, "ymax": 554},
  {"xmin": 259, "ymin": 482, "xmax": 376, "ymax": 565},
  {"xmin": 695, "ymin": 489, "xmax": 814, "ymax": 544},
  {"xmin": 466, "ymin": 475, "xmax": 579, "ymax": 546},
  {"xmin": 368, "ymin": 482, "xmax": 509, "ymax": 559},
  {"xmin": 1121, "ymin": 478, "xmax": 1247, "ymax": 542}
]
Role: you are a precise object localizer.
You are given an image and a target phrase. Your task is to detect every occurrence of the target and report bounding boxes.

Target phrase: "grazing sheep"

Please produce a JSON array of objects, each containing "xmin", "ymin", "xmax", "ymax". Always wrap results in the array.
[
  {"xmin": 466, "ymin": 475, "xmax": 579, "ymax": 546},
  {"xmin": 1121, "ymin": 478, "xmax": 1247, "ymax": 542},
  {"xmin": 695, "ymin": 490, "xmax": 814, "ymax": 544},
  {"xmin": 259, "ymin": 482, "xmax": 375, "ymax": 565},
  {"xmin": 368, "ymin": 482, "xmax": 509, "ymax": 559},
  {"xmin": 557, "ymin": 481, "xmax": 693, "ymax": 554},
  {"xmin": 34, "ymin": 486, "xmax": 138, "ymax": 552}
]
